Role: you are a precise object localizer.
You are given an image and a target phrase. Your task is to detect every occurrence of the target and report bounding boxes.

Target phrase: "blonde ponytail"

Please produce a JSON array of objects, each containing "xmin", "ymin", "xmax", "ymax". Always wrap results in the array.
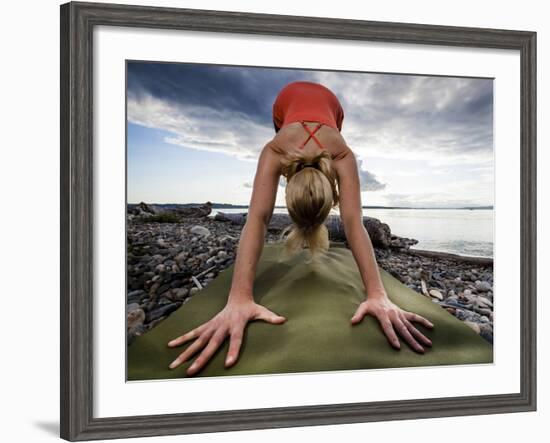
[{"xmin": 278, "ymin": 149, "xmax": 339, "ymax": 259}]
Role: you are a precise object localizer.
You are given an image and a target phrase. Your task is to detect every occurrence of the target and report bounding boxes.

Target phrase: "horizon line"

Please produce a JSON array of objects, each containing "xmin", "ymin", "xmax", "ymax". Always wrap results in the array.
[{"xmin": 128, "ymin": 202, "xmax": 494, "ymax": 210}]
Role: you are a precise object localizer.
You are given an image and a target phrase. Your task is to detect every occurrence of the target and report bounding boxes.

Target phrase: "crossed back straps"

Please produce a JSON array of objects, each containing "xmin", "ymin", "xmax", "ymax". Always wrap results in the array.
[{"xmin": 298, "ymin": 121, "xmax": 326, "ymax": 150}]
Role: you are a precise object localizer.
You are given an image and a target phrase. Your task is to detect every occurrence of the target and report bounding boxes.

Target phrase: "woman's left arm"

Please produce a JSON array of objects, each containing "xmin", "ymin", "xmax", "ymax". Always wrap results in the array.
[{"xmin": 332, "ymin": 150, "xmax": 434, "ymax": 353}]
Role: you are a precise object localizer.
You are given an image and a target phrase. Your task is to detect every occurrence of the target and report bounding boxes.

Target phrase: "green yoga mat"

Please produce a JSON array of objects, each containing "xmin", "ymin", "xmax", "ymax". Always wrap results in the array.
[{"xmin": 127, "ymin": 241, "xmax": 493, "ymax": 380}]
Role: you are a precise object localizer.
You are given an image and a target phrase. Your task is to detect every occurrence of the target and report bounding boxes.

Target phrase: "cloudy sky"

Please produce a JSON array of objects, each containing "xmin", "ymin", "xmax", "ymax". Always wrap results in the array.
[{"xmin": 127, "ymin": 61, "xmax": 493, "ymax": 208}]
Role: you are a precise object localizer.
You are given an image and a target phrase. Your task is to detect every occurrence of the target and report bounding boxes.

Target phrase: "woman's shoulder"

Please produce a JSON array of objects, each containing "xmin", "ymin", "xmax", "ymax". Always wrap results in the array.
[
  {"xmin": 331, "ymin": 144, "xmax": 353, "ymax": 161},
  {"xmin": 265, "ymin": 138, "xmax": 286, "ymax": 156},
  {"xmin": 322, "ymin": 130, "xmax": 352, "ymax": 161}
]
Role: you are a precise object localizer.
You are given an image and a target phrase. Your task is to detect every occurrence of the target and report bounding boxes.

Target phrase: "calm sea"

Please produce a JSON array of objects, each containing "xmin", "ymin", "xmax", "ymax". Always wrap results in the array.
[{"xmin": 210, "ymin": 207, "xmax": 494, "ymax": 258}]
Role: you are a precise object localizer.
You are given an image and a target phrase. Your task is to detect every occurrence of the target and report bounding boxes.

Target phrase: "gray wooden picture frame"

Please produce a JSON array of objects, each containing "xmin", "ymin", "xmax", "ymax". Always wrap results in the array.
[{"xmin": 60, "ymin": 1, "xmax": 537, "ymax": 441}]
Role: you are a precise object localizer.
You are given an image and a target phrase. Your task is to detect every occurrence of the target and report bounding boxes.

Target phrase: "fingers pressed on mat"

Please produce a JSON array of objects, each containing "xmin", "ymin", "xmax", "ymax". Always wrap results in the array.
[
  {"xmin": 350, "ymin": 303, "xmax": 368, "ymax": 324},
  {"xmin": 167, "ymin": 324, "xmax": 206, "ymax": 347},
  {"xmin": 187, "ymin": 331, "xmax": 228, "ymax": 376},
  {"xmin": 402, "ymin": 317, "xmax": 432, "ymax": 347},
  {"xmin": 254, "ymin": 306, "xmax": 286, "ymax": 324},
  {"xmin": 378, "ymin": 316, "xmax": 401, "ymax": 349},
  {"xmin": 169, "ymin": 330, "xmax": 213, "ymax": 369},
  {"xmin": 391, "ymin": 312, "xmax": 424, "ymax": 353},
  {"xmin": 405, "ymin": 311, "xmax": 434, "ymax": 329},
  {"xmin": 225, "ymin": 331, "xmax": 244, "ymax": 367}
]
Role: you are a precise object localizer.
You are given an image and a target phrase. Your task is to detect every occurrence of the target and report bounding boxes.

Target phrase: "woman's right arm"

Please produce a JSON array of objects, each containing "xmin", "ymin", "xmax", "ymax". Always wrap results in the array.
[
  {"xmin": 167, "ymin": 144, "xmax": 286, "ymax": 376},
  {"xmin": 224, "ymin": 142, "xmax": 285, "ymax": 300}
]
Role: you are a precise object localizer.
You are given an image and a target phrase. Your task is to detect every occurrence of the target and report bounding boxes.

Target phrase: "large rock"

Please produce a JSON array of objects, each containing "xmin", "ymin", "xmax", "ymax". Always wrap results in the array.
[
  {"xmin": 174, "ymin": 202, "xmax": 212, "ymax": 218},
  {"xmin": 214, "ymin": 212, "xmax": 414, "ymax": 250},
  {"xmin": 128, "ymin": 201, "xmax": 158, "ymax": 217}
]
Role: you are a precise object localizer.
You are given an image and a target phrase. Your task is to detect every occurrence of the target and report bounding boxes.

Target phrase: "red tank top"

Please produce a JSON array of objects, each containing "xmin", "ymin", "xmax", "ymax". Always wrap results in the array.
[{"xmin": 272, "ymin": 81, "xmax": 345, "ymax": 151}]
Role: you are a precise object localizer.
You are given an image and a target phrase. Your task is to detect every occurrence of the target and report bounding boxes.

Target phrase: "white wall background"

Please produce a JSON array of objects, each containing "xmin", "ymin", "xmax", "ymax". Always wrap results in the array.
[{"xmin": 0, "ymin": 1, "xmax": 546, "ymax": 442}]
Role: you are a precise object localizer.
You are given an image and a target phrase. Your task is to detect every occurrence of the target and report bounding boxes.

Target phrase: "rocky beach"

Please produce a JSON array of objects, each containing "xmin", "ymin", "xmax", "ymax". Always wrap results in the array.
[{"xmin": 126, "ymin": 202, "xmax": 494, "ymax": 346}]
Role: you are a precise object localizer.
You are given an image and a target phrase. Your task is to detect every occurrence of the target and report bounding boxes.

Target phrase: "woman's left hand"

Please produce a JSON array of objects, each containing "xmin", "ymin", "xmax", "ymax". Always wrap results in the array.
[{"xmin": 351, "ymin": 294, "xmax": 434, "ymax": 353}]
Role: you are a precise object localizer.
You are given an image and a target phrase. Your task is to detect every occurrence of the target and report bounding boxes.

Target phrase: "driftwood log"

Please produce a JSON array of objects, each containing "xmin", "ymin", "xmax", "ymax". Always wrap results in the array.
[
  {"xmin": 404, "ymin": 248, "xmax": 493, "ymax": 266},
  {"xmin": 129, "ymin": 202, "xmax": 213, "ymax": 219},
  {"xmin": 214, "ymin": 211, "xmax": 418, "ymax": 250}
]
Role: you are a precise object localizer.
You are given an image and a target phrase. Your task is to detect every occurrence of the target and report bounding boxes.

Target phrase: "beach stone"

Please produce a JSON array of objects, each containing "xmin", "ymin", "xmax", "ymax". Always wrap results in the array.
[
  {"xmin": 445, "ymin": 294, "xmax": 459, "ymax": 303},
  {"xmin": 475, "ymin": 280, "xmax": 492, "ymax": 292},
  {"xmin": 464, "ymin": 289, "xmax": 472, "ymax": 296},
  {"xmin": 474, "ymin": 306, "xmax": 493, "ymax": 317},
  {"xmin": 127, "ymin": 308, "xmax": 145, "ymax": 329},
  {"xmin": 190, "ymin": 225, "xmax": 211, "ymax": 238},
  {"xmin": 174, "ymin": 288, "xmax": 189, "ymax": 300},
  {"xmin": 157, "ymin": 284, "xmax": 171, "ymax": 295},
  {"xmin": 175, "ymin": 251, "xmax": 187, "ymax": 265},
  {"xmin": 158, "ymin": 297, "xmax": 173, "ymax": 305},
  {"xmin": 145, "ymin": 303, "xmax": 180, "ymax": 323},
  {"xmin": 128, "ymin": 289, "xmax": 145, "ymax": 298},
  {"xmin": 442, "ymin": 300, "xmax": 470, "ymax": 310},
  {"xmin": 429, "ymin": 289, "xmax": 444, "ymax": 300},
  {"xmin": 476, "ymin": 296, "xmax": 493, "ymax": 308},
  {"xmin": 127, "ymin": 289, "xmax": 145, "ymax": 304},
  {"xmin": 409, "ymin": 270, "xmax": 421, "ymax": 279},
  {"xmin": 196, "ymin": 253, "xmax": 209, "ymax": 262},
  {"xmin": 149, "ymin": 282, "xmax": 160, "ymax": 295},
  {"xmin": 430, "ymin": 280, "xmax": 446, "ymax": 290},
  {"xmin": 454, "ymin": 308, "xmax": 480, "ymax": 322},
  {"xmin": 217, "ymin": 234, "xmax": 238, "ymax": 247},
  {"xmin": 127, "ymin": 302, "xmax": 140, "ymax": 312}
]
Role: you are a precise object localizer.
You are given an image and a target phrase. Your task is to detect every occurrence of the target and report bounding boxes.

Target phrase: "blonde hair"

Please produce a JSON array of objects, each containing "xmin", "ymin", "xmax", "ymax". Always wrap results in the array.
[{"xmin": 278, "ymin": 149, "xmax": 339, "ymax": 259}]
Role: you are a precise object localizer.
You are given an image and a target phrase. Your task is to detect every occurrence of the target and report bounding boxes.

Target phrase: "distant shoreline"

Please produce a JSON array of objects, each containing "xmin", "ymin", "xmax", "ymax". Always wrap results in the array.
[{"xmin": 128, "ymin": 203, "xmax": 494, "ymax": 211}]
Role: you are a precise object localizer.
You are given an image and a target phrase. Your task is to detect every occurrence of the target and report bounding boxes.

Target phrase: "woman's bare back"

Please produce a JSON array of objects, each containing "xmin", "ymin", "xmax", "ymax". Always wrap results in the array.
[{"xmin": 267, "ymin": 121, "xmax": 351, "ymax": 162}]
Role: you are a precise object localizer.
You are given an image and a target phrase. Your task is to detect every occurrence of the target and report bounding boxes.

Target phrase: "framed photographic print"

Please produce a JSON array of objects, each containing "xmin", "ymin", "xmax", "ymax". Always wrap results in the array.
[{"xmin": 60, "ymin": 1, "xmax": 537, "ymax": 441}]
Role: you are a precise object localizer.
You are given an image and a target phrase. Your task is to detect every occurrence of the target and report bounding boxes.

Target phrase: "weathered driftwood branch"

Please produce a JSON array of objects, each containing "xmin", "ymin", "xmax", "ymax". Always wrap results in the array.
[
  {"xmin": 214, "ymin": 211, "xmax": 417, "ymax": 250},
  {"xmin": 404, "ymin": 248, "xmax": 493, "ymax": 266}
]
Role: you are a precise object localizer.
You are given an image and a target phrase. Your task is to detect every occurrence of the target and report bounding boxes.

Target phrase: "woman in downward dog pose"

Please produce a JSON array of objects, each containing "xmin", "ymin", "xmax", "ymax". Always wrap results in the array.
[{"xmin": 167, "ymin": 80, "xmax": 434, "ymax": 376}]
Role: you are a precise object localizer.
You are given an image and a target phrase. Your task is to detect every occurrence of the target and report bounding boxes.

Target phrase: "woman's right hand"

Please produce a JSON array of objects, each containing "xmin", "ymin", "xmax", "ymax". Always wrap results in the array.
[{"xmin": 167, "ymin": 298, "xmax": 286, "ymax": 376}]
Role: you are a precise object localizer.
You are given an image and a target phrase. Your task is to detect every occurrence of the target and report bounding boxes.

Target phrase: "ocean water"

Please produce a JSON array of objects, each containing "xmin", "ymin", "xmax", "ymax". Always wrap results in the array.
[
  {"xmin": 362, "ymin": 208, "xmax": 494, "ymax": 258},
  {"xmin": 210, "ymin": 207, "xmax": 494, "ymax": 258}
]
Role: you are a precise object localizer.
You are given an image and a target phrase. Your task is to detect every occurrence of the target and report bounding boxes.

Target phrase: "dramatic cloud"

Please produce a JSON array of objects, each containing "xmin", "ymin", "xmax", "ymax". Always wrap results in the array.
[
  {"xmin": 127, "ymin": 61, "xmax": 493, "ymax": 207},
  {"xmin": 128, "ymin": 91, "xmax": 273, "ymax": 161},
  {"xmin": 127, "ymin": 63, "xmax": 311, "ymax": 161},
  {"xmin": 314, "ymin": 71, "xmax": 493, "ymax": 163},
  {"xmin": 356, "ymin": 156, "xmax": 386, "ymax": 191}
]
